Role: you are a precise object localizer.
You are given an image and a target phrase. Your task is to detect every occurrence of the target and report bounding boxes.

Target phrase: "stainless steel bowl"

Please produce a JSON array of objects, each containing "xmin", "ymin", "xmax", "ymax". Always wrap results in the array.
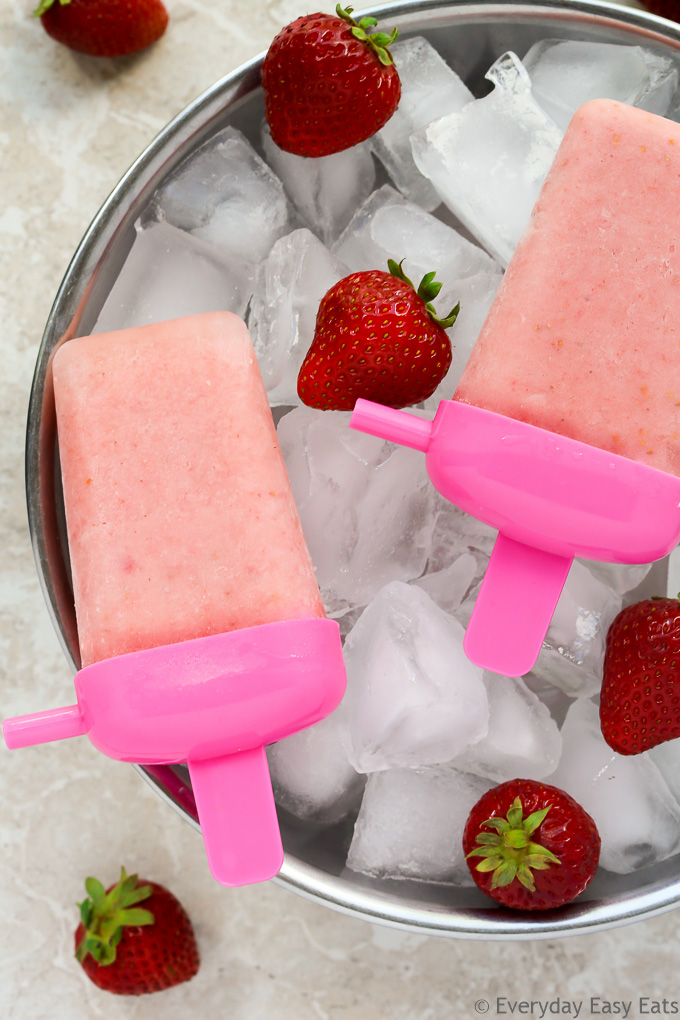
[{"xmin": 26, "ymin": 0, "xmax": 680, "ymax": 939}]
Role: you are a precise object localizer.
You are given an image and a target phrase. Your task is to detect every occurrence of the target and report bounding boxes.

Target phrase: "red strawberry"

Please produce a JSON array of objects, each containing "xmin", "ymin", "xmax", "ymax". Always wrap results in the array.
[
  {"xmin": 74, "ymin": 868, "xmax": 199, "ymax": 995},
  {"xmin": 463, "ymin": 779, "xmax": 600, "ymax": 911},
  {"xmin": 262, "ymin": 4, "xmax": 401, "ymax": 157},
  {"xmin": 600, "ymin": 595, "xmax": 680, "ymax": 755},
  {"xmin": 35, "ymin": 0, "xmax": 168, "ymax": 58},
  {"xmin": 297, "ymin": 259, "xmax": 459, "ymax": 410}
]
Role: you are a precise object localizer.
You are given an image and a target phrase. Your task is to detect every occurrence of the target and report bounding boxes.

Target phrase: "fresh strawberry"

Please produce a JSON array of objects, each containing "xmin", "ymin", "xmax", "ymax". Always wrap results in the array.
[
  {"xmin": 74, "ymin": 868, "xmax": 199, "ymax": 995},
  {"xmin": 600, "ymin": 595, "xmax": 680, "ymax": 755},
  {"xmin": 297, "ymin": 259, "xmax": 459, "ymax": 410},
  {"xmin": 35, "ymin": 0, "xmax": 168, "ymax": 58},
  {"xmin": 463, "ymin": 779, "xmax": 600, "ymax": 911},
  {"xmin": 262, "ymin": 4, "xmax": 401, "ymax": 157}
]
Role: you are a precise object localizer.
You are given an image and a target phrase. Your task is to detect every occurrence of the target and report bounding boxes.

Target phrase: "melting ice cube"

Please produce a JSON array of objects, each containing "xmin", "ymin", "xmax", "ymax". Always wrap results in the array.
[
  {"xmin": 249, "ymin": 228, "xmax": 348, "ymax": 405},
  {"xmin": 153, "ymin": 125, "xmax": 297, "ymax": 263},
  {"xmin": 550, "ymin": 698, "xmax": 680, "ymax": 874},
  {"xmin": 341, "ymin": 581, "xmax": 489, "ymax": 773},
  {"xmin": 411, "ymin": 51, "xmax": 562, "ymax": 265},
  {"xmin": 347, "ymin": 764, "xmax": 492, "ymax": 883},
  {"xmin": 371, "ymin": 35, "xmax": 473, "ymax": 210},
  {"xmin": 262, "ymin": 126, "xmax": 376, "ymax": 245}
]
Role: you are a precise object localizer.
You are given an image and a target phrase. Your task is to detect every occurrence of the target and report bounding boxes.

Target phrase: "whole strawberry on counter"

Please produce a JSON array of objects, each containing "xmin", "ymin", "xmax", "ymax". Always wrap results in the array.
[
  {"xmin": 297, "ymin": 259, "xmax": 459, "ymax": 410},
  {"xmin": 463, "ymin": 779, "xmax": 601, "ymax": 911},
  {"xmin": 74, "ymin": 867, "xmax": 199, "ymax": 995},
  {"xmin": 262, "ymin": 5, "xmax": 401, "ymax": 157},
  {"xmin": 600, "ymin": 595, "xmax": 680, "ymax": 755},
  {"xmin": 35, "ymin": 0, "xmax": 169, "ymax": 58}
]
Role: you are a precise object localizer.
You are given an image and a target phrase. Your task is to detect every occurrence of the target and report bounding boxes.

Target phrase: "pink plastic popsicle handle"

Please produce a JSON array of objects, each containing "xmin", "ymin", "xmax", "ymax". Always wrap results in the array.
[
  {"xmin": 187, "ymin": 747, "xmax": 283, "ymax": 887},
  {"xmin": 464, "ymin": 533, "xmax": 572, "ymax": 677},
  {"xmin": 351, "ymin": 398, "xmax": 433, "ymax": 451},
  {"xmin": 3, "ymin": 704, "xmax": 87, "ymax": 749}
]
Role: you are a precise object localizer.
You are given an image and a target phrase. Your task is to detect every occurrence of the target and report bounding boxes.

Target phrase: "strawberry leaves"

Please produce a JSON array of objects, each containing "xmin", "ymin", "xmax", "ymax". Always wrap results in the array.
[
  {"xmin": 466, "ymin": 796, "xmax": 561, "ymax": 892},
  {"xmin": 336, "ymin": 4, "xmax": 398, "ymax": 65},
  {"xmin": 387, "ymin": 258, "xmax": 460, "ymax": 329},
  {"xmin": 75, "ymin": 867, "xmax": 154, "ymax": 966}
]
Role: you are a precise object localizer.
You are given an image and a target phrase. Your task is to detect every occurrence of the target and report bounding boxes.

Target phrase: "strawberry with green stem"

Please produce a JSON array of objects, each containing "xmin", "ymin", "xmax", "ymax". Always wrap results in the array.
[
  {"xmin": 463, "ymin": 779, "xmax": 601, "ymax": 911},
  {"xmin": 297, "ymin": 258, "xmax": 459, "ymax": 411},
  {"xmin": 74, "ymin": 867, "xmax": 199, "ymax": 995},
  {"xmin": 262, "ymin": 5, "xmax": 401, "ymax": 157},
  {"xmin": 35, "ymin": 0, "xmax": 169, "ymax": 59}
]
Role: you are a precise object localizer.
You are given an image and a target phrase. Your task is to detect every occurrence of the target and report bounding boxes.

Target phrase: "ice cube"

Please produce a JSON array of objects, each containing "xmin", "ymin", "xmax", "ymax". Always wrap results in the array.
[
  {"xmin": 452, "ymin": 672, "xmax": 561, "ymax": 782},
  {"xmin": 580, "ymin": 559, "xmax": 653, "ymax": 597},
  {"xmin": 341, "ymin": 581, "xmax": 489, "ymax": 773},
  {"xmin": 153, "ymin": 125, "xmax": 297, "ymax": 263},
  {"xmin": 347, "ymin": 765, "xmax": 492, "ymax": 883},
  {"xmin": 248, "ymin": 228, "xmax": 348, "ymax": 405},
  {"xmin": 277, "ymin": 407, "xmax": 438, "ymax": 615},
  {"xmin": 411, "ymin": 51, "xmax": 562, "ymax": 266},
  {"xmin": 531, "ymin": 560, "xmax": 622, "ymax": 698},
  {"xmin": 262, "ymin": 126, "xmax": 376, "ymax": 245},
  {"xmin": 93, "ymin": 221, "xmax": 254, "ymax": 334},
  {"xmin": 523, "ymin": 39, "xmax": 679, "ymax": 132},
  {"xmin": 414, "ymin": 551, "xmax": 481, "ymax": 617},
  {"xmin": 550, "ymin": 698, "xmax": 680, "ymax": 873},
  {"xmin": 370, "ymin": 36, "xmax": 473, "ymax": 210},
  {"xmin": 425, "ymin": 497, "xmax": 497, "ymax": 576},
  {"xmin": 267, "ymin": 710, "xmax": 364, "ymax": 825},
  {"xmin": 333, "ymin": 184, "xmax": 498, "ymax": 283},
  {"xmin": 648, "ymin": 738, "xmax": 680, "ymax": 804}
]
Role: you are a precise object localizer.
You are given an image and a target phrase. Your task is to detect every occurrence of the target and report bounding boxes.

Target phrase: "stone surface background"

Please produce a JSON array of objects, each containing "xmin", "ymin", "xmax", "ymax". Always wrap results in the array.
[{"xmin": 1, "ymin": 1, "xmax": 677, "ymax": 1017}]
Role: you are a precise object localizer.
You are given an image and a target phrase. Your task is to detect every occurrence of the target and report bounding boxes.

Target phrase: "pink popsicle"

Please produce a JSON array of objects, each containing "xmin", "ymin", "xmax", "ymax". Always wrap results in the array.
[
  {"xmin": 5, "ymin": 311, "xmax": 346, "ymax": 887},
  {"xmin": 53, "ymin": 311, "xmax": 324, "ymax": 666},
  {"xmin": 454, "ymin": 98, "xmax": 680, "ymax": 475}
]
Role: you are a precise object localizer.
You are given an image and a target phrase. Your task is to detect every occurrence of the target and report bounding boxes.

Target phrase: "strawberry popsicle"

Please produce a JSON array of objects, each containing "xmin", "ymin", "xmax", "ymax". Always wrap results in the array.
[
  {"xmin": 4, "ymin": 311, "xmax": 346, "ymax": 885},
  {"xmin": 350, "ymin": 99, "xmax": 680, "ymax": 675},
  {"xmin": 454, "ymin": 98, "xmax": 680, "ymax": 475}
]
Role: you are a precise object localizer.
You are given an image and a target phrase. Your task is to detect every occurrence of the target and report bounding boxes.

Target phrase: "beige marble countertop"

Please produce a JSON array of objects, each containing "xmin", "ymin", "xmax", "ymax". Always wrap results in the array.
[{"xmin": 1, "ymin": 0, "xmax": 679, "ymax": 1017}]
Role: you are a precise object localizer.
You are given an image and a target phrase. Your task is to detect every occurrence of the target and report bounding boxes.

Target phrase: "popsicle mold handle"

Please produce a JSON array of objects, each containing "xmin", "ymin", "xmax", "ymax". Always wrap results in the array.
[
  {"xmin": 188, "ymin": 748, "xmax": 283, "ymax": 886},
  {"xmin": 350, "ymin": 398, "xmax": 433, "ymax": 452},
  {"xmin": 3, "ymin": 704, "xmax": 87, "ymax": 749},
  {"xmin": 464, "ymin": 533, "xmax": 572, "ymax": 677}
]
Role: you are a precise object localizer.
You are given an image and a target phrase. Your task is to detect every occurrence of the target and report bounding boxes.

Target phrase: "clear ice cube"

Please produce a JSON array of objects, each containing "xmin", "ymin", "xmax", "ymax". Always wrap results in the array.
[
  {"xmin": 346, "ymin": 764, "xmax": 492, "ymax": 883},
  {"xmin": 531, "ymin": 560, "xmax": 622, "ymax": 698},
  {"xmin": 371, "ymin": 35, "xmax": 473, "ymax": 210},
  {"xmin": 550, "ymin": 698, "xmax": 680, "ymax": 874},
  {"xmin": 262, "ymin": 125, "xmax": 376, "ymax": 245},
  {"xmin": 248, "ymin": 228, "xmax": 348, "ymax": 405},
  {"xmin": 341, "ymin": 581, "xmax": 489, "ymax": 773},
  {"xmin": 267, "ymin": 710, "xmax": 364, "ymax": 825},
  {"xmin": 153, "ymin": 125, "xmax": 297, "ymax": 263},
  {"xmin": 277, "ymin": 407, "xmax": 438, "ymax": 615},
  {"xmin": 93, "ymin": 220, "xmax": 254, "ymax": 334},
  {"xmin": 414, "ymin": 551, "xmax": 481, "ymax": 617},
  {"xmin": 452, "ymin": 672, "xmax": 562, "ymax": 782},
  {"xmin": 580, "ymin": 558, "xmax": 653, "ymax": 597},
  {"xmin": 411, "ymin": 51, "xmax": 562, "ymax": 266},
  {"xmin": 523, "ymin": 39, "xmax": 679, "ymax": 132}
]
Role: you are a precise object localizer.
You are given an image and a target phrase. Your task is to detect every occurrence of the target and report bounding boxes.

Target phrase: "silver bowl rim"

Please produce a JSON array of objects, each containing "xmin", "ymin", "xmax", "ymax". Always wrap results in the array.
[{"xmin": 25, "ymin": 0, "xmax": 680, "ymax": 939}]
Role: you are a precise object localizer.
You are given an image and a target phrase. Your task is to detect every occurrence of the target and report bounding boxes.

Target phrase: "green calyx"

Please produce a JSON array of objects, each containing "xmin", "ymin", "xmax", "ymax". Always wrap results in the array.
[
  {"xmin": 336, "ymin": 4, "xmax": 398, "ymax": 66},
  {"xmin": 33, "ymin": 0, "xmax": 69, "ymax": 16},
  {"xmin": 466, "ymin": 797, "xmax": 561, "ymax": 892},
  {"xmin": 388, "ymin": 258, "xmax": 460, "ymax": 329},
  {"xmin": 75, "ymin": 867, "xmax": 154, "ymax": 966}
]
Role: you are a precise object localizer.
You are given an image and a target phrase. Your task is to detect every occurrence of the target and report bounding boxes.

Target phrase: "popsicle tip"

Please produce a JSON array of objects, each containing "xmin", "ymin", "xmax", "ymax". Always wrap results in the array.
[{"xmin": 350, "ymin": 398, "xmax": 433, "ymax": 452}]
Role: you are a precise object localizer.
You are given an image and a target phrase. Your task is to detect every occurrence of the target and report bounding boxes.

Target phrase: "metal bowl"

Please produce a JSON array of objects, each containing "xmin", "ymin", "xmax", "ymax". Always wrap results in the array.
[{"xmin": 26, "ymin": 0, "xmax": 680, "ymax": 938}]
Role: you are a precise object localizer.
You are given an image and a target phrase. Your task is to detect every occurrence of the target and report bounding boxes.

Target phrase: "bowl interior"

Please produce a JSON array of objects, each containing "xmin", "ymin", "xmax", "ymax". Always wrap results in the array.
[{"xmin": 26, "ymin": 0, "xmax": 680, "ymax": 938}]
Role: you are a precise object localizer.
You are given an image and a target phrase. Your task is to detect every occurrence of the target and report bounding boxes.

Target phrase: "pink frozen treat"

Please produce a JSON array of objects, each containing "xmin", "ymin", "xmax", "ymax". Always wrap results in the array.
[
  {"xmin": 4, "ymin": 312, "xmax": 346, "ymax": 887},
  {"xmin": 53, "ymin": 311, "xmax": 324, "ymax": 666},
  {"xmin": 350, "ymin": 100, "xmax": 680, "ymax": 676},
  {"xmin": 455, "ymin": 99, "xmax": 680, "ymax": 475}
]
